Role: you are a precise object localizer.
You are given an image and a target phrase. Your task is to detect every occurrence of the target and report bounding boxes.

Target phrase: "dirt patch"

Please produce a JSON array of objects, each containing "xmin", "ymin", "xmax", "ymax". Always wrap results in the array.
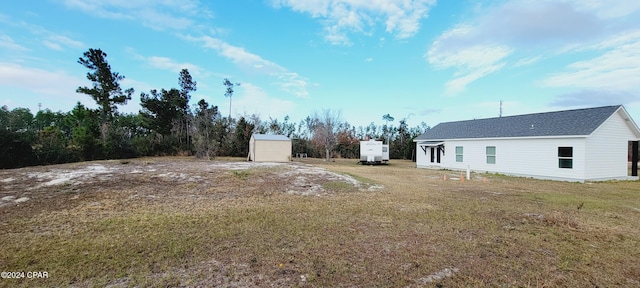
[
  {"xmin": 0, "ymin": 158, "xmax": 383, "ymax": 209},
  {"xmin": 0, "ymin": 158, "xmax": 386, "ymax": 287},
  {"xmin": 415, "ymin": 267, "xmax": 460, "ymax": 285}
]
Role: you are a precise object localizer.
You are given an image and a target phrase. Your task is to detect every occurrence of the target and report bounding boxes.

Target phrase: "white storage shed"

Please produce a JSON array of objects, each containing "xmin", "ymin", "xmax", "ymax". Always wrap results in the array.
[
  {"xmin": 414, "ymin": 105, "xmax": 640, "ymax": 182},
  {"xmin": 248, "ymin": 134, "xmax": 292, "ymax": 162}
]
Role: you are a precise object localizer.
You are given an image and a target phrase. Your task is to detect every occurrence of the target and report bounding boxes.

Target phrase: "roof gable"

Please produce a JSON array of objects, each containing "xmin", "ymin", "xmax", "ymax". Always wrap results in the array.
[{"xmin": 416, "ymin": 105, "xmax": 623, "ymax": 141}]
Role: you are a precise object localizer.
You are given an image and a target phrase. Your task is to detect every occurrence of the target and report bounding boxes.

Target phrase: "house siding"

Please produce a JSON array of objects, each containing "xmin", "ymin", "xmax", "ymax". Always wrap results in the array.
[
  {"xmin": 584, "ymin": 110, "xmax": 637, "ymax": 180},
  {"xmin": 440, "ymin": 138, "xmax": 587, "ymax": 180}
]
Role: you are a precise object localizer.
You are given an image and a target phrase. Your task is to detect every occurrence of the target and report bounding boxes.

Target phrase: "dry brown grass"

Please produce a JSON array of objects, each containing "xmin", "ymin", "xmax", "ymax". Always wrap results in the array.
[{"xmin": 1, "ymin": 157, "xmax": 639, "ymax": 287}]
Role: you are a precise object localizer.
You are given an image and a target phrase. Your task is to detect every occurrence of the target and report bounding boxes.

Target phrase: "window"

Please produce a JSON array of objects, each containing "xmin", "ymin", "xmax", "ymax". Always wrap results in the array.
[
  {"xmin": 455, "ymin": 146, "xmax": 463, "ymax": 162},
  {"xmin": 486, "ymin": 146, "xmax": 496, "ymax": 164},
  {"xmin": 382, "ymin": 147, "xmax": 388, "ymax": 152},
  {"xmin": 558, "ymin": 147, "xmax": 573, "ymax": 169}
]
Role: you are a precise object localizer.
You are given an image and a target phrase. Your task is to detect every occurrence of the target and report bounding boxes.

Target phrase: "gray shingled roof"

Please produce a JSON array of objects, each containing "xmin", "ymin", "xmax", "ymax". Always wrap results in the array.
[
  {"xmin": 415, "ymin": 105, "xmax": 621, "ymax": 141},
  {"xmin": 252, "ymin": 134, "xmax": 291, "ymax": 141}
]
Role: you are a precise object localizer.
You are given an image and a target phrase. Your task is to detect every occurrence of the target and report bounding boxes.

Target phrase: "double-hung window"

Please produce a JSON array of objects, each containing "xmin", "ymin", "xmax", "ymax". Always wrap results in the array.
[
  {"xmin": 486, "ymin": 146, "xmax": 496, "ymax": 164},
  {"xmin": 455, "ymin": 146, "xmax": 463, "ymax": 162},
  {"xmin": 558, "ymin": 147, "xmax": 573, "ymax": 169}
]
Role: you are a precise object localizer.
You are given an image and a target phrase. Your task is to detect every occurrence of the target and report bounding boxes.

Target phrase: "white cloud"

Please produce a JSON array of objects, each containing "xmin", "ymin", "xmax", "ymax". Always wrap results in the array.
[
  {"xmin": 120, "ymin": 78, "xmax": 152, "ymax": 95},
  {"xmin": 444, "ymin": 63, "xmax": 506, "ymax": 94},
  {"xmin": 0, "ymin": 15, "xmax": 84, "ymax": 52},
  {"xmin": 428, "ymin": 37, "xmax": 512, "ymax": 93},
  {"xmin": 60, "ymin": 0, "xmax": 130, "ymax": 19},
  {"xmin": 42, "ymin": 41, "xmax": 63, "ymax": 51},
  {"xmin": 60, "ymin": 0, "xmax": 210, "ymax": 31},
  {"xmin": 137, "ymin": 8, "xmax": 193, "ymax": 30},
  {"xmin": 426, "ymin": 0, "xmax": 640, "ymax": 94},
  {"xmin": 429, "ymin": 42, "xmax": 512, "ymax": 70},
  {"xmin": 544, "ymin": 34, "xmax": 640, "ymax": 90},
  {"xmin": 185, "ymin": 35, "xmax": 311, "ymax": 98},
  {"xmin": 0, "ymin": 61, "xmax": 144, "ymax": 114},
  {"xmin": 276, "ymin": 72, "xmax": 310, "ymax": 98},
  {"xmin": 185, "ymin": 35, "xmax": 281, "ymax": 73},
  {"xmin": 232, "ymin": 83, "xmax": 296, "ymax": 118},
  {"xmin": 126, "ymin": 48, "xmax": 206, "ymax": 77},
  {"xmin": 0, "ymin": 61, "xmax": 91, "ymax": 111},
  {"xmin": 589, "ymin": 30, "xmax": 640, "ymax": 51},
  {"xmin": 568, "ymin": 0, "xmax": 640, "ymax": 18},
  {"xmin": 50, "ymin": 35, "xmax": 85, "ymax": 48},
  {"xmin": 271, "ymin": 0, "xmax": 331, "ymax": 16},
  {"xmin": 42, "ymin": 35, "xmax": 85, "ymax": 51},
  {"xmin": 147, "ymin": 56, "xmax": 204, "ymax": 76},
  {"xmin": 271, "ymin": 0, "xmax": 435, "ymax": 45},
  {"xmin": 0, "ymin": 61, "xmax": 83, "ymax": 97},
  {"xmin": 480, "ymin": 1, "xmax": 602, "ymax": 46},
  {"xmin": 513, "ymin": 56, "xmax": 542, "ymax": 67},
  {"xmin": 0, "ymin": 35, "xmax": 28, "ymax": 51}
]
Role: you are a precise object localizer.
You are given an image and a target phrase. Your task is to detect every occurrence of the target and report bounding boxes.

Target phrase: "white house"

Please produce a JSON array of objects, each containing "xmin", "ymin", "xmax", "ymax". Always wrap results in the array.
[
  {"xmin": 248, "ymin": 134, "xmax": 292, "ymax": 162},
  {"xmin": 414, "ymin": 105, "xmax": 640, "ymax": 182}
]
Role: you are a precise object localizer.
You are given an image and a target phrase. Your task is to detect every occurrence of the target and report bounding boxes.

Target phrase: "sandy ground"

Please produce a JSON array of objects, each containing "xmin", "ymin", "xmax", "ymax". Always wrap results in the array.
[
  {"xmin": 0, "ymin": 158, "xmax": 383, "ymax": 210},
  {"xmin": 0, "ymin": 157, "xmax": 388, "ymax": 287}
]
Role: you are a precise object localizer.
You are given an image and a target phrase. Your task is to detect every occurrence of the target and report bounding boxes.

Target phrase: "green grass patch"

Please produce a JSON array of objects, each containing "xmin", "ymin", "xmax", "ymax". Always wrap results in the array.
[
  {"xmin": 322, "ymin": 181, "xmax": 356, "ymax": 192},
  {"xmin": 231, "ymin": 170, "xmax": 251, "ymax": 180},
  {"xmin": 343, "ymin": 172, "xmax": 376, "ymax": 185}
]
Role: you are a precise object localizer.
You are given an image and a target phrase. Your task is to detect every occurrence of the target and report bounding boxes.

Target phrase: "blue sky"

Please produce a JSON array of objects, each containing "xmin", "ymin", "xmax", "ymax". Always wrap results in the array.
[{"xmin": 2, "ymin": 0, "xmax": 640, "ymax": 128}]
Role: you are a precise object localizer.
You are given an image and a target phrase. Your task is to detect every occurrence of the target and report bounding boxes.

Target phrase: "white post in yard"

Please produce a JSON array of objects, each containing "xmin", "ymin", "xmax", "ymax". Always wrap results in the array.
[{"xmin": 466, "ymin": 165, "xmax": 471, "ymax": 180}]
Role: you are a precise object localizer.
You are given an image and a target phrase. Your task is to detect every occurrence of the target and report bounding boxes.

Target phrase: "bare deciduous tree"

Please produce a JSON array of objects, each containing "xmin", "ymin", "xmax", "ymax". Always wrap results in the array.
[{"xmin": 311, "ymin": 109, "xmax": 342, "ymax": 161}]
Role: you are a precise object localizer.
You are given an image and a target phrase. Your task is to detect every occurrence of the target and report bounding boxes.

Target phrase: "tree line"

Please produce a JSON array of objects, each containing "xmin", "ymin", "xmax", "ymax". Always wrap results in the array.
[{"xmin": 0, "ymin": 48, "xmax": 429, "ymax": 169}]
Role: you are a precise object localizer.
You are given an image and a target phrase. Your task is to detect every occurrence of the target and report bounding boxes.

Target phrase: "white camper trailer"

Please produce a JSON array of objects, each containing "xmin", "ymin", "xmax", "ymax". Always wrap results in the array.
[{"xmin": 359, "ymin": 140, "xmax": 389, "ymax": 164}]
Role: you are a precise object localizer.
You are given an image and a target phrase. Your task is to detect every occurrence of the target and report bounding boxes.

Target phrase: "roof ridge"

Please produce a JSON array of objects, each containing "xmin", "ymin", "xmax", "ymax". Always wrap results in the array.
[{"xmin": 439, "ymin": 105, "xmax": 621, "ymax": 124}]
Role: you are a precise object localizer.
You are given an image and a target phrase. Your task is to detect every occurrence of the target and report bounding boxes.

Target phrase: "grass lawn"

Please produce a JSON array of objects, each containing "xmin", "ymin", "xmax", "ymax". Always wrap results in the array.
[{"xmin": 1, "ymin": 157, "xmax": 639, "ymax": 287}]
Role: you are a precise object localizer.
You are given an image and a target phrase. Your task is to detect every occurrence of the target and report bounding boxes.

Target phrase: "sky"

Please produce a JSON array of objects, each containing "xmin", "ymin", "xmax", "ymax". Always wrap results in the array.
[{"xmin": 1, "ymin": 0, "xmax": 640, "ymax": 129}]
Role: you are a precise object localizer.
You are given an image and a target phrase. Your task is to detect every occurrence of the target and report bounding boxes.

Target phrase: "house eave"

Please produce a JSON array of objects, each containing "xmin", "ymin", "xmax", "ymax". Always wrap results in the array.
[{"xmin": 414, "ymin": 135, "xmax": 589, "ymax": 142}]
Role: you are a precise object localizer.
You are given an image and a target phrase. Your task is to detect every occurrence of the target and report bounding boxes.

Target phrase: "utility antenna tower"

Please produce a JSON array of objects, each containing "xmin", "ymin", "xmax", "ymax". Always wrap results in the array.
[{"xmin": 499, "ymin": 100, "xmax": 503, "ymax": 117}]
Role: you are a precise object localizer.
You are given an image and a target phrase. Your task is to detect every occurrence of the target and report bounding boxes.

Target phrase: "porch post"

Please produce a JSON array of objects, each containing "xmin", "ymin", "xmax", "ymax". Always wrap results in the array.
[{"xmin": 632, "ymin": 141, "xmax": 638, "ymax": 177}]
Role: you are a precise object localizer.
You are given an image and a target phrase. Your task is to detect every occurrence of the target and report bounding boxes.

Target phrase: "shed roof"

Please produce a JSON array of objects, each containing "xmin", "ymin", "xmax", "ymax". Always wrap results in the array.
[
  {"xmin": 251, "ymin": 134, "xmax": 291, "ymax": 141},
  {"xmin": 415, "ymin": 105, "xmax": 625, "ymax": 141}
]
